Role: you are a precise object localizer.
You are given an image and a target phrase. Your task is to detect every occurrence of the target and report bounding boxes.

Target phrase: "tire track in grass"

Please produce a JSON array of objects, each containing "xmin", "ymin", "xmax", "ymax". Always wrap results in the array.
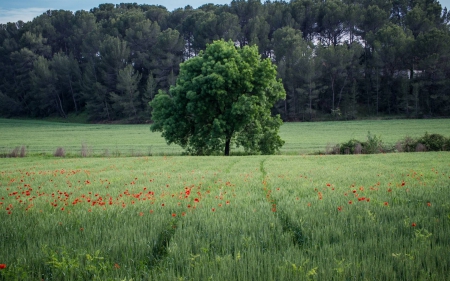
[
  {"xmin": 260, "ymin": 158, "xmax": 305, "ymax": 247},
  {"xmin": 147, "ymin": 157, "xmax": 233, "ymax": 271},
  {"xmin": 147, "ymin": 217, "xmax": 179, "ymax": 270},
  {"xmin": 224, "ymin": 158, "xmax": 239, "ymax": 173}
]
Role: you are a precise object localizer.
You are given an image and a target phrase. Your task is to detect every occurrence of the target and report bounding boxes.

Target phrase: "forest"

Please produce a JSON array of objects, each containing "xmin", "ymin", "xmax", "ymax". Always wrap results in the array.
[{"xmin": 0, "ymin": 0, "xmax": 449, "ymax": 122}]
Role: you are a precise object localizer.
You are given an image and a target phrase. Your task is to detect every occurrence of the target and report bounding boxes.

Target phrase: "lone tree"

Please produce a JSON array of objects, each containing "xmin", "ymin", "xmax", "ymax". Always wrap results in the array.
[{"xmin": 150, "ymin": 40, "xmax": 286, "ymax": 156}]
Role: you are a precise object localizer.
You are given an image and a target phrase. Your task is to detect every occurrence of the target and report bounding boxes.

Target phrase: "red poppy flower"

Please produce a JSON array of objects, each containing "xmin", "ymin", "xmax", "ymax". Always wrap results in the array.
[
  {"xmin": 114, "ymin": 263, "xmax": 120, "ymax": 269},
  {"xmin": 194, "ymin": 198, "xmax": 199, "ymax": 203},
  {"xmin": 337, "ymin": 206, "xmax": 343, "ymax": 211},
  {"xmin": 427, "ymin": 202, "xmax": 431, "ymax": 207},
  {"xmin": 172, "ymin": 213, "xmax": 176, "ymax": 217},
  {"xmin": 411, "ymin": 222, "xmax": 416, "ymax": 227},
  {"xmin": 0, "ymin": 264, "xmax": 6, "ymax": 269},
  {"xmin": 348, "ymin": 200, "xmax": 353, "ymax": 204},
  {"xmin": 384, "ymin": 202, "xmax": 389, "ymax": 206},
  {"xmin": 211, "ymin": 208, "xmax": 215, "ymax": 212}
]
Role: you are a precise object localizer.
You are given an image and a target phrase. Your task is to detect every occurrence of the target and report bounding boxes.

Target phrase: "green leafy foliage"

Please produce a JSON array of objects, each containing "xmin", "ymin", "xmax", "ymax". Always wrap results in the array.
[
  {"xmin": 338, "ymin": 131, "xmax": 387, "ymax": 154},
  {"xmin": 397, "ymin": 132, "xmax": 450, "ymax": 152},
  {"xmin": 1, "ymin": 1, "xmax": 450, "ymax": 121},
  {"xmin": 150, "ymin": 40, "xmax": 286, "ymax": 155}
]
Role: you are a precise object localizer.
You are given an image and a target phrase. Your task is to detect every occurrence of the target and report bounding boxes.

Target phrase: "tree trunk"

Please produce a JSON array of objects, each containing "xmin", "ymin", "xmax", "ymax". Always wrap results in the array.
[
  {"xmin": 68, "ymin": 75, "xmax": 78, "ymax": 113},
  {"xmin": 331, "ymin": 75, "xmax": 335, "ymax": 111},
  {"xmin": 56, "ymin": 94, "xmax": 67, "ymax": 118},
  {"xmin": 224, "ymin": 138, "xmax": 231, "ymax": 156}
]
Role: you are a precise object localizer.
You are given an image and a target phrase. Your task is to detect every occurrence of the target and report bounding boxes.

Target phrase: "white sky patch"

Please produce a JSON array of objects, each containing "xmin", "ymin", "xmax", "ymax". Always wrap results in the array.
[{"xmin": 0, "ymin": 7, "xmax": 50, "ymax": 24}]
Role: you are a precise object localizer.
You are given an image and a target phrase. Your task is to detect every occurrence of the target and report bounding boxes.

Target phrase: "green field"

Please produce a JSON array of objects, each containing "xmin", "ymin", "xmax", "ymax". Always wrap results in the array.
[
  {"xmin": 1, "ymin": 118, "xmax": 450, "ymax": 155},
  {"xmin": 1, "ymin": 119, "xmax": 450, "ymax": 280}
]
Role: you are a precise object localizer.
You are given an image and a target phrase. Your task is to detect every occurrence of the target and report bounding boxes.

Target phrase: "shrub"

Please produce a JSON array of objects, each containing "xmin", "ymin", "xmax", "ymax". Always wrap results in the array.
[
  {"xmin": 7, "ymin": 146, "xmax": 27, "ymax": 157},
  {"xmin": 397, "ymin": 136, "xmax": 417, "ymax": 152},
  {"xmin": 354, "ymin": 143, "xmax": 363, "ymax": 154},
  {"xmin": 444, "ymin": 137, "xmax": 450, "ymax": 151},
  {"xmin": 339, "ymin": 139, "xmax": 361, "ymax": 154},
  {"xmin": 54, "ymin": 147, "xmax": 66, "ymax": 157},
  {"xmin": 395, "ymin": 141, "xmax": 403, "ymax": 152},
  {"xmin": 8, "ymin": 147, "xmax": 19, "ymax": 157},
  {"xmin": 337, "ymin": 132, "xmax": 390, "ymax": 154},
  {"xmin": 19, "ymin": 145, "xmax": 26, "ymax": 157},
  {"xmin": 325, "ymin": 143, "xmax": 340, "ymax": 154},
  {"xmin": 363, "ymin": 131, "xmax": 384, "ymax": 154},
  {"xmin": 416, "ymin": 143, "xmax": 426, "ymax": 152},
  {"xmin": 81, "ymin": 142, "xmax": 92, "ymax": 157},
  {"xmin": 395, "ymin": 133, "xmax": 450, "ymax": 153},
  {"xmin": 417, "ymin": 132, "xmax": 447, "ymax": 151}
]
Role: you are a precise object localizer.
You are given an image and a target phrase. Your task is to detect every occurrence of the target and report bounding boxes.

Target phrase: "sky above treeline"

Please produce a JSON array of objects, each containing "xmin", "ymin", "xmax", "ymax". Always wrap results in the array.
[
  {"xmin": 0, "ymin": 0, "xmax": 231, "ymax": 24},
  {"xmin": 1, "ymin": 0, "xmax": 450, "ymax": 24}
]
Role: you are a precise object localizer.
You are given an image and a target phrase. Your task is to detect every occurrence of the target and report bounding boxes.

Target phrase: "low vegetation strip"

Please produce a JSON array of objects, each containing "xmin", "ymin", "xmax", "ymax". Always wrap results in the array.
[
  {"xmin": 1, "ymin": 118, "xmax": 450, "ymax": 156},
  {"xmin": 1, "ymin": 153, "xmax": 449, "ymax": 280}
]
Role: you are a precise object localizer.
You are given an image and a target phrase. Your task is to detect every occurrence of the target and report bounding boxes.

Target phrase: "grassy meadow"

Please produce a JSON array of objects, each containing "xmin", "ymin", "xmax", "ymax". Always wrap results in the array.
[
  {"xmin": 1, "ymin": 118, "xmax": 450, "ymax": 280},
  {"xmin": 1, "ymin": 118, "xmax": 450, "ymax": 155}
]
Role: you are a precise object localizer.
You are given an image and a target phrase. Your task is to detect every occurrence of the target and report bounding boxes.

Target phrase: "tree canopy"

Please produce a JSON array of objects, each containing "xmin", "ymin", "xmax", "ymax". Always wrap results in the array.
[
  {"xmin": 150, "ymin": 40, "xmax": 285, "ymax": 155},
  {"xmin": 1, "ymin": 1, "xmax": 450, "ymax": 121}
]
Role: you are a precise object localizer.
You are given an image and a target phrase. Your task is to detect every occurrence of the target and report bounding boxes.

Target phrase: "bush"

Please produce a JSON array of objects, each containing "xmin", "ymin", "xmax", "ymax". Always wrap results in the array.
[
  {"xmin": 396, "ymin": 136, "xmax": 417, "ymax": 152},
  {"xmin": 81, "ymin": 142, "xmax": 92, "ymax": 157},
  {"xmin": 396, "ymin": 133, "xmax": 450, "ymax": 152},
  {"xmin": 364, "ymin": 131, "xmax": 384, "ymax": 154},
  {"xmin": 416, "ymin": 143, "xmax": 426, "ymax": 152},
  {"xmin": 417, "ymin": 132, "xmax": 447, "ymax": 151},
  {"xmin": 339, "ymin": 139, "xmax": 361, "ymax": 154},
  {"xmin": 54, "ymin": 147, "xmax": 66, "ymax": 157},
  {"xmin": 7, "ymin": 146, "xmax": 27, "ymax": 157},
  {"xmin": 325, "ymin": 143, "xmax": 340, "ymax": 154},
  {"xmin": 338, "ymin": 132, "xmax": 387, "ymax": 154}
]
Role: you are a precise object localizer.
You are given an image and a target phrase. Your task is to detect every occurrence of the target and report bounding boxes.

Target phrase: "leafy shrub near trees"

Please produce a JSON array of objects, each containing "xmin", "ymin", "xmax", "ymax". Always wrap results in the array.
[
  {"xmin": 417, "ymin": 132, "xmax": 450, "ymax": 151},
  {"xmin": 337, "ymin": 132, "xmax": 388, "ymax": 154},
  {"xmin": 399, "ymin": 132, "xmax": 450, "ymax": 152},
  {"xmin": 336, "ymin": 132, "xmax": 450, "ymax": 154}
]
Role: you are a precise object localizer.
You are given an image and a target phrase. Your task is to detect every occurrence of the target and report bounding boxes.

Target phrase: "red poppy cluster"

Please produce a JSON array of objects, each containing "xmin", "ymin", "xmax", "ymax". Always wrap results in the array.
[{"xmin": 0, "ymin": 168, "xmax": 234, "ymax": 217}]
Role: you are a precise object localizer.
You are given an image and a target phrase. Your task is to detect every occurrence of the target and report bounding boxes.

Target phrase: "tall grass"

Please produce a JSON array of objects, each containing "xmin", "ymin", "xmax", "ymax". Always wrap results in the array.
[{"xmin": 1, "ymin": 153, "xmax": 449, "ymax": 280}]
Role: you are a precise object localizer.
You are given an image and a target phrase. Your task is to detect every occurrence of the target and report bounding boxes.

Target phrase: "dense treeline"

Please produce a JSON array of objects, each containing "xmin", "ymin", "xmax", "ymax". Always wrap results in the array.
[{"xmin": 1, "ymin": 0, "xmax": 449, "ymax": 122}]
